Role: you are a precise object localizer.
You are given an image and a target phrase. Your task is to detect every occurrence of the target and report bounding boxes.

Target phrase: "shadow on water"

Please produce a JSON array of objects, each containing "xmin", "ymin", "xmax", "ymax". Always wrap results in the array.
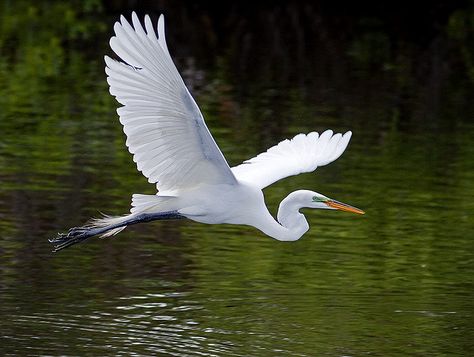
[{"xmin": 0, "ymin": 1, "xmax": 474, "ymax": 355}]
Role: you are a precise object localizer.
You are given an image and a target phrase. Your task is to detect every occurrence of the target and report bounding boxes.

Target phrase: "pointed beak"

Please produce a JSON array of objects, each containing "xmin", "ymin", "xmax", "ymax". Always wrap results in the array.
[{"xmin": 325, "ymin": 200, "xmax": 365, "ymax": 215}]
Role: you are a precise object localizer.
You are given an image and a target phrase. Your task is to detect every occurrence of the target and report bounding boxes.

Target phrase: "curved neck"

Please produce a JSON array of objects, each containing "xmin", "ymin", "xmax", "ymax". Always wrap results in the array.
[{"xmin": 254, "ymin": 192, "xmax": 310, "ymax": 241}]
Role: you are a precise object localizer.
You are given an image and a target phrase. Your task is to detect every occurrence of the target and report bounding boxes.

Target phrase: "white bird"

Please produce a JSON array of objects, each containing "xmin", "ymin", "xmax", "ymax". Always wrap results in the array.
[{"xmin": 50, "ymin": 13, "xmax": 364, "ymax": 252}]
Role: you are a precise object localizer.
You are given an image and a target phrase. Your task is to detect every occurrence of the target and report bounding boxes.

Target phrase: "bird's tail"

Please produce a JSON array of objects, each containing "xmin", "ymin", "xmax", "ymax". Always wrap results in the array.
[
  {"xmin": 130, "ymin": 193, "xmax": 178, "ymax": 214},
  {"xmin": 86, "ymin": 214, "xmax": 131, "ymax": 237}
]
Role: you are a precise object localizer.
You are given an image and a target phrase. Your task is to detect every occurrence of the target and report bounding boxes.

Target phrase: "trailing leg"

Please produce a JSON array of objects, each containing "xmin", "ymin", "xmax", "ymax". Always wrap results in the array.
[{"xmin": 49, "ymin": 211, "xmax": 185, "ymax": 252}]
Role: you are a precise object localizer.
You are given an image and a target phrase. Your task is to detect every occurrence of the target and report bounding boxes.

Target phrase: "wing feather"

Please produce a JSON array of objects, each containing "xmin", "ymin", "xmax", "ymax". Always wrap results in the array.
[
  {"xmin": 232, "ymin": 130, "xmax": 352, "ymax": 189},
  {"xmin": 106, "ymin": 13, "xmax": 236, "ymax": 192}
]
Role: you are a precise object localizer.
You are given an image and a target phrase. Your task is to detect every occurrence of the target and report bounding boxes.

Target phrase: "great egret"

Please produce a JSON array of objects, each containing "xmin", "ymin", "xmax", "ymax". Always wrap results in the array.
[{"xmin": 50, "ymin": 13, "xmax": 364, "ymax": 252}]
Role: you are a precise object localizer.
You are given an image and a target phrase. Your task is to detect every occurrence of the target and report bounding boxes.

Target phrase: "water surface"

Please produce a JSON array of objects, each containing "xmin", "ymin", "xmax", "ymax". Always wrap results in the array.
[{"xmin": 0, "ymin": 3, "xmax": 474, "ymax": 356}]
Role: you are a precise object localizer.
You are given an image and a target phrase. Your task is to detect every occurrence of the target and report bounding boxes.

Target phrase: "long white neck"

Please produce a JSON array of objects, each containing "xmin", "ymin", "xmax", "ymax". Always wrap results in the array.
[{"xmin": 254, "ymin": 191, "xmax": 310, "ymax": 241}]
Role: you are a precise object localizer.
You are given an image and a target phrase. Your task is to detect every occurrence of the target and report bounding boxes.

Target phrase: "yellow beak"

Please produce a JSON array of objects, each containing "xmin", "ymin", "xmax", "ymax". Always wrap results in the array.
[{"xmin": 325, "ymin": 200, "xmax": 365, "ymax": 215}]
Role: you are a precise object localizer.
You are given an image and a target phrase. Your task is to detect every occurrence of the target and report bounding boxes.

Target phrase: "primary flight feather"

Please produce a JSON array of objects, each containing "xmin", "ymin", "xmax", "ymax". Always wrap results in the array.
[{"xmin": 50, "ymin": 12, "xmax": 364, "ymax": 252}]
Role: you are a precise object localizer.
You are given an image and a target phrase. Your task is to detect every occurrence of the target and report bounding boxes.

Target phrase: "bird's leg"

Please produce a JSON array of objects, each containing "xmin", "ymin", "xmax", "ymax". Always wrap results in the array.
[{"xmin": 49, "ymin": 211, "xmax": 185, "ymax": 252}]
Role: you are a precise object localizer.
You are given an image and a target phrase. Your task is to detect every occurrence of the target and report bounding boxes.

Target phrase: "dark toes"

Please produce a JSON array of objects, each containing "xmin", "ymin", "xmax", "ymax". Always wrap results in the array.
[{"xmin": 49, "ymin": 227, "xmax": 90, "ymax": 252}]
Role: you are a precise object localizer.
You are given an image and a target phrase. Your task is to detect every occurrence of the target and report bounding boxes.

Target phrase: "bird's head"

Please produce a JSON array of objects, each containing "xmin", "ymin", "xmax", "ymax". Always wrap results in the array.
[{"xmin": 299, "ymin": 190, "xmax": 365, "ymax": 215}]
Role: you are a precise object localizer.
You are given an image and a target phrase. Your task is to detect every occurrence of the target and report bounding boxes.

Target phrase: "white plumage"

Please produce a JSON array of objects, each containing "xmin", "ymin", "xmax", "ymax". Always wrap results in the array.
[
  {"xmin": 51, "ymin": 13, "xmax": 364, "ymax": 252},
  {"xmin": 105, "ymin": 13, "xmax": 236, "ymax": 193},
  {"xmin": 232, "ymin": 130, "xmax": 352, "ymax": 189}
]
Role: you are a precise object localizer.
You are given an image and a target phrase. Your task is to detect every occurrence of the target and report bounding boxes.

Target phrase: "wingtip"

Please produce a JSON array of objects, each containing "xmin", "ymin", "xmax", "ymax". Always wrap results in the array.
[
  {"xmin": 158, "ymin": 14, "xmax": 165, "ymax": 35},
  {"xmin": 320, "ymin": 129, "xmax": 334, "ymax": 138},
  {"xmin": 144, "ymin": 14, "xmax": 152, "ymax": 25},
  {"xmin": 104, "ymin": 55, "xmax": 114, "ymax": 68},
  {"xmin": 113, "ymin": 21, "xmax": 122, "ymax": 35},
  {"xmin": 131, "ymin": 11, "xmax": 139, "ymax": 23},
  {"xmin": 109, "ymin": 36, "xmax": 117, "ymax": 50}
]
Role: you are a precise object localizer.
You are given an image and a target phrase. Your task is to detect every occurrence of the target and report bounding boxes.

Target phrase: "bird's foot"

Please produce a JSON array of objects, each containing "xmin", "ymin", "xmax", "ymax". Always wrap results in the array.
[{"xmin": 49, "ymin": 226, "xmax": 93, "ymax": 252}]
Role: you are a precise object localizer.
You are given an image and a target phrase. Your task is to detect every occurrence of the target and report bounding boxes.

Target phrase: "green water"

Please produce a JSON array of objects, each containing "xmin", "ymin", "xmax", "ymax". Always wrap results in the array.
[{"xmin": 1, "ymin": 2, "xmax": 474, "ymax": 356}]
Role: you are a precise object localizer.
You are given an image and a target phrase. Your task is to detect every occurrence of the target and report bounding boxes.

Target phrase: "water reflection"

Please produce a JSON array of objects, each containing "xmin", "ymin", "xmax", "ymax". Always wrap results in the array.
[{"xmin": 1, "ymin": 1, "xmax": 474, "ymax": 356}]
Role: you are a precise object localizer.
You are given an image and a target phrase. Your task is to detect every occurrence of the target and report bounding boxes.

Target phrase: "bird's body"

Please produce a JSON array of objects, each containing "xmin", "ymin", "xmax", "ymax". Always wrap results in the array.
[
  {"xmin": 50, "ymin": 13, "xmax": 364, "ymax": 252},
  {"xmin": 175, "ymin": 182, "xmax": 266, "ymax": 225}
]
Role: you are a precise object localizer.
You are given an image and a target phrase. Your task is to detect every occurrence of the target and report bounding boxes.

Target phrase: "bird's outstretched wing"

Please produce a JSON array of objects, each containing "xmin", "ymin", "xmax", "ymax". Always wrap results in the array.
[
  {"xmin": 105, "ymin": 13, "xmax": 237, "ymax": 192},
  {"xmin": 231, "ymin": 130, "xmax": 352, "ymax": 189}
]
